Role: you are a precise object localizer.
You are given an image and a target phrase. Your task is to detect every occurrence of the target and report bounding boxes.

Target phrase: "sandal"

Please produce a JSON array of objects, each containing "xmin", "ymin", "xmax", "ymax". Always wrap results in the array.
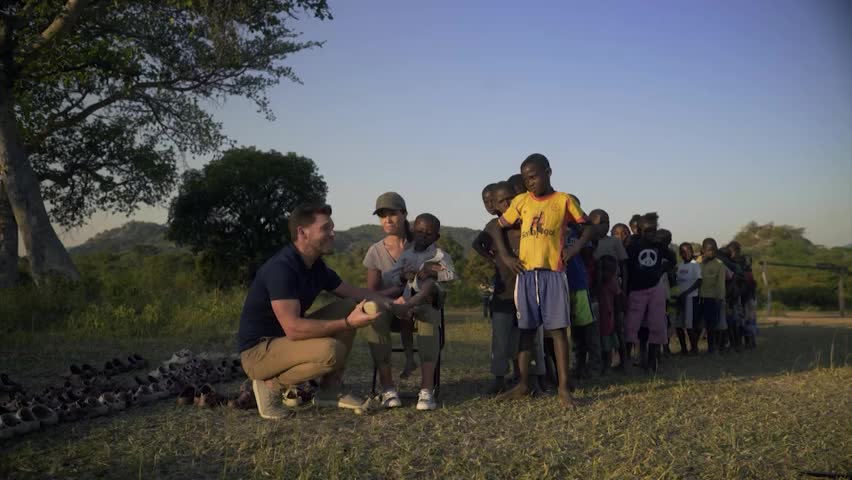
[
  {"xmin": 0, "ymin": 412, "xmax": 24, "ymax": 436},
  {"xmin": 177, "ymin": 385, "xmax": 196, "ymax": 406},
  {"xmin": 99, "ymin": 393, "xmax": 125, "ymax": 412},
  {"xmin": 134, "ymin": 386, "xmax": 156, "ymax": 405},
  {"xmin": 82, "ymin": 397, "xmax": 109, "ymax": 418},
  {"xmin": 80, "ymin": 364, "xmax": 97, "ymax": 379},
  {"xmin": 16, "ymin": 407, "xmax": 40, "ymax": 433},
  {"xmin": 149, "ymin": 382, "xmax": 169, "ymax": 400},
  {"xmin": 31, "ymin": 404, "xmax": 59, "ymax": 426},
  {"xmin": 128, "ymin": 354, "xmax": 148, "ymax": 370},
  {"xmin": 58, "ymin": 402, "xmax": 85, "ymax": 423},
  {"xmin": 0, "ymin": 374, "xmax": 23, "ymax": 393},
  {"xmin": 0, "ymin": 416, "xmax": 14, "ymax": 440},
  {"xmin": 111, "ymin": 358, "xmax": 129, "ymax": 373}
]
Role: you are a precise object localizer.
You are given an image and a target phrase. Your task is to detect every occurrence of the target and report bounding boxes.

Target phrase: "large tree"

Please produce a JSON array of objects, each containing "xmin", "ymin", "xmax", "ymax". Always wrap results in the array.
[
  {"xmin": 0, "ymin": 0, "xmax": 330, "ymax": 286},
  {"xmin": 167, "ymin": 147, "xmax": 327, "ymax": 285}
]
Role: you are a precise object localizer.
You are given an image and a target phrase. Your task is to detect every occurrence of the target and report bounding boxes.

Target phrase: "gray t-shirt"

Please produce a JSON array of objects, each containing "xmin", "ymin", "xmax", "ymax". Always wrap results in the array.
[{"xmin": 363, "ymin": 239, "xmax": 406, "ymax": 290}]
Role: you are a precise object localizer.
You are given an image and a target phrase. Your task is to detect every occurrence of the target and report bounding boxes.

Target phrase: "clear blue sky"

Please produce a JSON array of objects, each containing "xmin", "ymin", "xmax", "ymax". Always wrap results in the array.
[{"xmin": 62, "ymin": 0, "xmax": 852, "ymax": 248}]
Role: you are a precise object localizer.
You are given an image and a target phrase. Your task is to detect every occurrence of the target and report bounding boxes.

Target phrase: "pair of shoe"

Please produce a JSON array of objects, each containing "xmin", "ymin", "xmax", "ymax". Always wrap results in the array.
[
  {"xmin": 227, "ymin": 380, "xmax": 256, "ymax": 410},
  {"xmin": 176, "ymin": 384, "xmax": 223, "ymax": 408},
  {"xmin": 371, "ymin": 388, "xmax": 437, "ymax": 411},
  {"xmin": 0, "ymin": 405, "xmax": 59, "ymax": 439}
]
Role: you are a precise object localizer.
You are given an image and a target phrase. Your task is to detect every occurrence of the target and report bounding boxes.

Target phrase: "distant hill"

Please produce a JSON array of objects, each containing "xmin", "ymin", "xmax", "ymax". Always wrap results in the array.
[
  {"xmin": 69, "ymin": 221, "xmax": 179, "ymax": 255},
  {"xmin": 334, "ymin": 224, "xmax": 479, "ymax": 254},
  {"xmin": 71, "ymin": 221, "xmax": 481, "ymax": 256}
]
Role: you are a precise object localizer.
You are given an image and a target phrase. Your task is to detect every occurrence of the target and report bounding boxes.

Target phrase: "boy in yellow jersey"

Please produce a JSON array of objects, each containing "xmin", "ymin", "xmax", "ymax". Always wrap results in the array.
[{"xmin": 486, "ymin": 153, "xmax": 600, "ymax": 408}]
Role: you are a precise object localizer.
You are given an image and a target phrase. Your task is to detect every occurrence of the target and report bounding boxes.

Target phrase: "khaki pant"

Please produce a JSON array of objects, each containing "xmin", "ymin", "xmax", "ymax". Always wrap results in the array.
[
  {"xmin": 364, "ymin": 304, "xmax": 441, "ymax": 365},
  {"xmin": 240, "ymin": 299, "xmax": 357, "ymax": 389}
]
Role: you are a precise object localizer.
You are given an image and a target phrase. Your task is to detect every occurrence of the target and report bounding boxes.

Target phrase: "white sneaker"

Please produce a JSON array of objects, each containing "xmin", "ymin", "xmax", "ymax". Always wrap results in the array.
[
  {"xmin": 415, "ymin": 389, "xmax": 436, "ymax": 411},
  {"xmin": 381, "ymin": 389, "xmax": 402, "ymax": 408}
]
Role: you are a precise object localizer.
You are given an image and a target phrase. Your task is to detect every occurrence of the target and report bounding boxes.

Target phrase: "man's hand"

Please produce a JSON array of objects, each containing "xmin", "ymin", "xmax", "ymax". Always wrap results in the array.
[{"xmin": 346, "ymin": 300, "xmax": 381, "ymax": 328}]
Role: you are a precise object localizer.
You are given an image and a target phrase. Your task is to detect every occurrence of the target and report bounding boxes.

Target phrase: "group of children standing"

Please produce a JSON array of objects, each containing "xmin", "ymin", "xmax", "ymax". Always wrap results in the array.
[{"xmin": 474, "ymin": 154, "xmax": 759, "ymax": 405}]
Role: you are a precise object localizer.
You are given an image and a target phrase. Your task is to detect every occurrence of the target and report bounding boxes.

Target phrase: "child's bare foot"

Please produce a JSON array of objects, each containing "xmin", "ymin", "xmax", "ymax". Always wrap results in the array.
[
  {"xmin": 558, "ymin": 388, "xmax": 578, "ymax": 408},
  {"xmin": 496, "ymin": 382, "xmax": 531, "ymax": 401}
]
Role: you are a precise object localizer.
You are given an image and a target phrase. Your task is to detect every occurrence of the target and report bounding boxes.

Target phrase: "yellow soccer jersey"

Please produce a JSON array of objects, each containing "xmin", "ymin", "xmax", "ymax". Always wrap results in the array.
[{"xmin": 499, "ymin": 191, "xmax": 587, "ymax": 271}]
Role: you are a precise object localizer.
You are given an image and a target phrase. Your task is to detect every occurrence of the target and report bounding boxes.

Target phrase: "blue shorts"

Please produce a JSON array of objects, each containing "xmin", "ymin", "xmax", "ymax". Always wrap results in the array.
[{"xmin": 514, "ymin": 270, "xmax": 571, "ymax": 331}]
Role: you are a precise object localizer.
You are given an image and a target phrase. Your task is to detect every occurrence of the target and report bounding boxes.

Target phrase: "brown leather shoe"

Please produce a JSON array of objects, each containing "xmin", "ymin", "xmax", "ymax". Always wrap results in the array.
[
  {"xmin": 177, "ymin": 385, "xmax": 196, "ymax": 406},
  {"xmin": 195, "ymin": 384, "xmax": 223, "ymax": 408}
]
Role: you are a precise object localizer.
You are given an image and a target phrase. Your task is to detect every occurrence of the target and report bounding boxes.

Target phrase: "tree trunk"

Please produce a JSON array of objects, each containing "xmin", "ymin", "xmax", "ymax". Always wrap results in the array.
[
  {"xmin": 0, "ymin": 181, "xmax": 18, "ymax": 287},
  {"xmin": 0, "ymin": 79, "xmax": 80, "ymax": 285}
]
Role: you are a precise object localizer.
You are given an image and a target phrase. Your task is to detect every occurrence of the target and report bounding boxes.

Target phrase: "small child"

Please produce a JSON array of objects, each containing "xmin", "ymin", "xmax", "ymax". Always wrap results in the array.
[
  {"xmin": 697, "ymin": 238, "xmax": 727, "ymax": 354},
  {"xmin": 729, "ymin": 241, "xmax": 758, "ymax": 348},
  {"xmin": 676, "ymin": 242, "xmax": 702, "ymax": 354},
  {"xmin": 718, "ymin": 246, "xmax": 744, "ymax": 352},
  {"xmin": 390, "ymin": 213, "xmax": 455, "ymax": 410},
  {"xmin": 611, "ymin": 223, "xmax": 630, "ymax": 247},
  {"xmin": 564, "ymin": 197, "xmax": 603, "ymax": 380},
  {"xmin": 656, "ymin": 229, "xmax": 676, "ymax": 356},
  {"xmin": 590, "ymin": 209, "xmax": 629, "ymax": 371},
  {"xmin": 596, "ymin": 255, "xmax": 623, "ymax": 374}
]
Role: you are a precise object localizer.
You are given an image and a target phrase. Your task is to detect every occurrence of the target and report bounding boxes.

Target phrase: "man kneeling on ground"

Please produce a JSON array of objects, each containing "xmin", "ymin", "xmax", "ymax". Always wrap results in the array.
[{"xmin": 237, "ymin": 203, "xmax": 409, "ymax": 420}]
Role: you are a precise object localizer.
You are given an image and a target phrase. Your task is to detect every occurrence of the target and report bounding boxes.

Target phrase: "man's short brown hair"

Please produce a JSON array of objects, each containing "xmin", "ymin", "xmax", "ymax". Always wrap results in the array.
[{"xmin": 288, "ymin": 203, "xmax": 332, "ymax": 240}]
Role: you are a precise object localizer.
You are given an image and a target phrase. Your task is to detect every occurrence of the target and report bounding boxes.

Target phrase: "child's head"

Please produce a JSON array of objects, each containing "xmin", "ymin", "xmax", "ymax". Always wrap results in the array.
[
  {"xmin": 679, "ymin": 242, "xmax": 694, "ymax": 263},
  {"xmin": 639, "ymin": 212, "xmax": 659, "ymax": 242},
  {"xmin": 611, "ymin": 223, "xmax": 630, "ymax": 244},
  {"xmin": 492, "ymin": 181, "xmax": 516, "ymax": 215},
  {"xmin": 718, "ymin": 246, "xmax": 732, "ymax": 260},
  {"xmin": 519, "ymin": 153, "xmax": 553, "ymax": 197},
  {"xmin": 702, "ymin": 238, "xmax": 718, "ymax": 260},
  {"xmin": 589, "ymin": 209, "xmax": 610, "ymax": 239},
  {"xmin": 629, "ymin": 214, "xmax": 641, "ymax": 235},
  {"xmin": 728, "ymin": 241, "xmax": 742, "ymax": 258},
  {"xmin": 507, "ymin": 174, "xmax": 526, "ymax": 195},
  {"xmin": 413, "ymin": 213, "xmax": 441, "ymax": 251},
  {"xmin": 481, "ymin": 183, "xmax": 498, "ymax": 216},
  {"xmin": 656, "ymin": 228, "xmax": 672, "ymax": 247},
  {"xmin": 600, "ymin": 255, "xmax": 618, "ymax": 281}
]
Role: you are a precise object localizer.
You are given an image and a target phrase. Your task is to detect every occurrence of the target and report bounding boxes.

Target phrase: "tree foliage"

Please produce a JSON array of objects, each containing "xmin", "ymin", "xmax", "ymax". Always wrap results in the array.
[
  {"xmin": 1, "ymin": 0, "xmax": 330, "ymax": 227},
  {"xmin": 732, "ymin": 222, "xmax": 852, "ymax": 310},
  {"xmin": 167, "ymin": 147, "xmax": 327, "ymax": 285}
]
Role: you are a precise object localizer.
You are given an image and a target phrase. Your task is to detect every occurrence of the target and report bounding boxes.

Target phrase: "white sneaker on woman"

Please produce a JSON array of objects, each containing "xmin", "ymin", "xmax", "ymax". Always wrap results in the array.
[
  {"xmin": 415, "ymin": 389, "xmax": 436, "ymax": 411},
  {"xmin": 381, "ymin": 389, "xmax": 402, "ymax": 408}
]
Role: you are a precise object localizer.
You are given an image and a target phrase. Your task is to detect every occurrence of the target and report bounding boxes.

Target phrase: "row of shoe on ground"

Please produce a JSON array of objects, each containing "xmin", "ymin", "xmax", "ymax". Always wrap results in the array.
[{"xmin": 0, "ymin": 350, "xmax": 247, "ymax": 441}]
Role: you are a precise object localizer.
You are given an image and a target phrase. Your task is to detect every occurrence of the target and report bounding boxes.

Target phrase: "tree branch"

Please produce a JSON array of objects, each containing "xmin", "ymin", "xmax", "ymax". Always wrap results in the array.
[{"xmin": 20, "ymin": 0, "xmax": 91, "ymax": 70}]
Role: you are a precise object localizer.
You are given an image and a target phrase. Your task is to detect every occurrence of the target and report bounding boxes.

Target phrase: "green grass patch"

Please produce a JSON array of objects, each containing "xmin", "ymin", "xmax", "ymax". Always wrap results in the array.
[{"xmin": 1, "ymin": 313, "xmax": 850, "ymax": 479}]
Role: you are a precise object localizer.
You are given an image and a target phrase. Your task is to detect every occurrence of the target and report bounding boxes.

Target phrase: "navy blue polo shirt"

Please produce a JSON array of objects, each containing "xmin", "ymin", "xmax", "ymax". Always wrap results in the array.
[{"xmin": 237, "ymin": 244, "xmax": 342, "ymax": 352}]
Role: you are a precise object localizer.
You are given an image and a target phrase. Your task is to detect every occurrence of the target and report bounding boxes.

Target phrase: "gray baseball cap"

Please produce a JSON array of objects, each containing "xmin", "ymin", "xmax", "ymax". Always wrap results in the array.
[{"xmin": 373, "ymin": 192, "xmax": 407, "ymax": 215}]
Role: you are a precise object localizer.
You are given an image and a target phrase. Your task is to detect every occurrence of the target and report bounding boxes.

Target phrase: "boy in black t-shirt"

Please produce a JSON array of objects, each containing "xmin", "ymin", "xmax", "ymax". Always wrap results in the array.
[{"xmin": 623, "ymin": 213, "xmax": 675, "ymax": 373}]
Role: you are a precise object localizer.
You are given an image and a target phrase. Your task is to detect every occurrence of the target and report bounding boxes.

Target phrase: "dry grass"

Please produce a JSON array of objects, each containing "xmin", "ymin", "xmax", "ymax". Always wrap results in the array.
[{"xmin": 1, "ymin": 312, "xmax": 851, "ymax": 479}]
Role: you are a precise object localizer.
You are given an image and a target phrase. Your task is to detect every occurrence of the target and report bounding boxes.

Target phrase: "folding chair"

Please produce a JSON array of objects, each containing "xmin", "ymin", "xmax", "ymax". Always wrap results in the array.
[{"xmin": 371, "ymin": 296, "xmax": 447, "ymax": 397}]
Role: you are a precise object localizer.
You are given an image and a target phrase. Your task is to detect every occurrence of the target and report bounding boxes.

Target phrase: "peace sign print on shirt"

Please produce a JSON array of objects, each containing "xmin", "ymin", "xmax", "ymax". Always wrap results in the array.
[{"xmin": 638, "ymin": 248, "xmax": 658, "ymax": 268}]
